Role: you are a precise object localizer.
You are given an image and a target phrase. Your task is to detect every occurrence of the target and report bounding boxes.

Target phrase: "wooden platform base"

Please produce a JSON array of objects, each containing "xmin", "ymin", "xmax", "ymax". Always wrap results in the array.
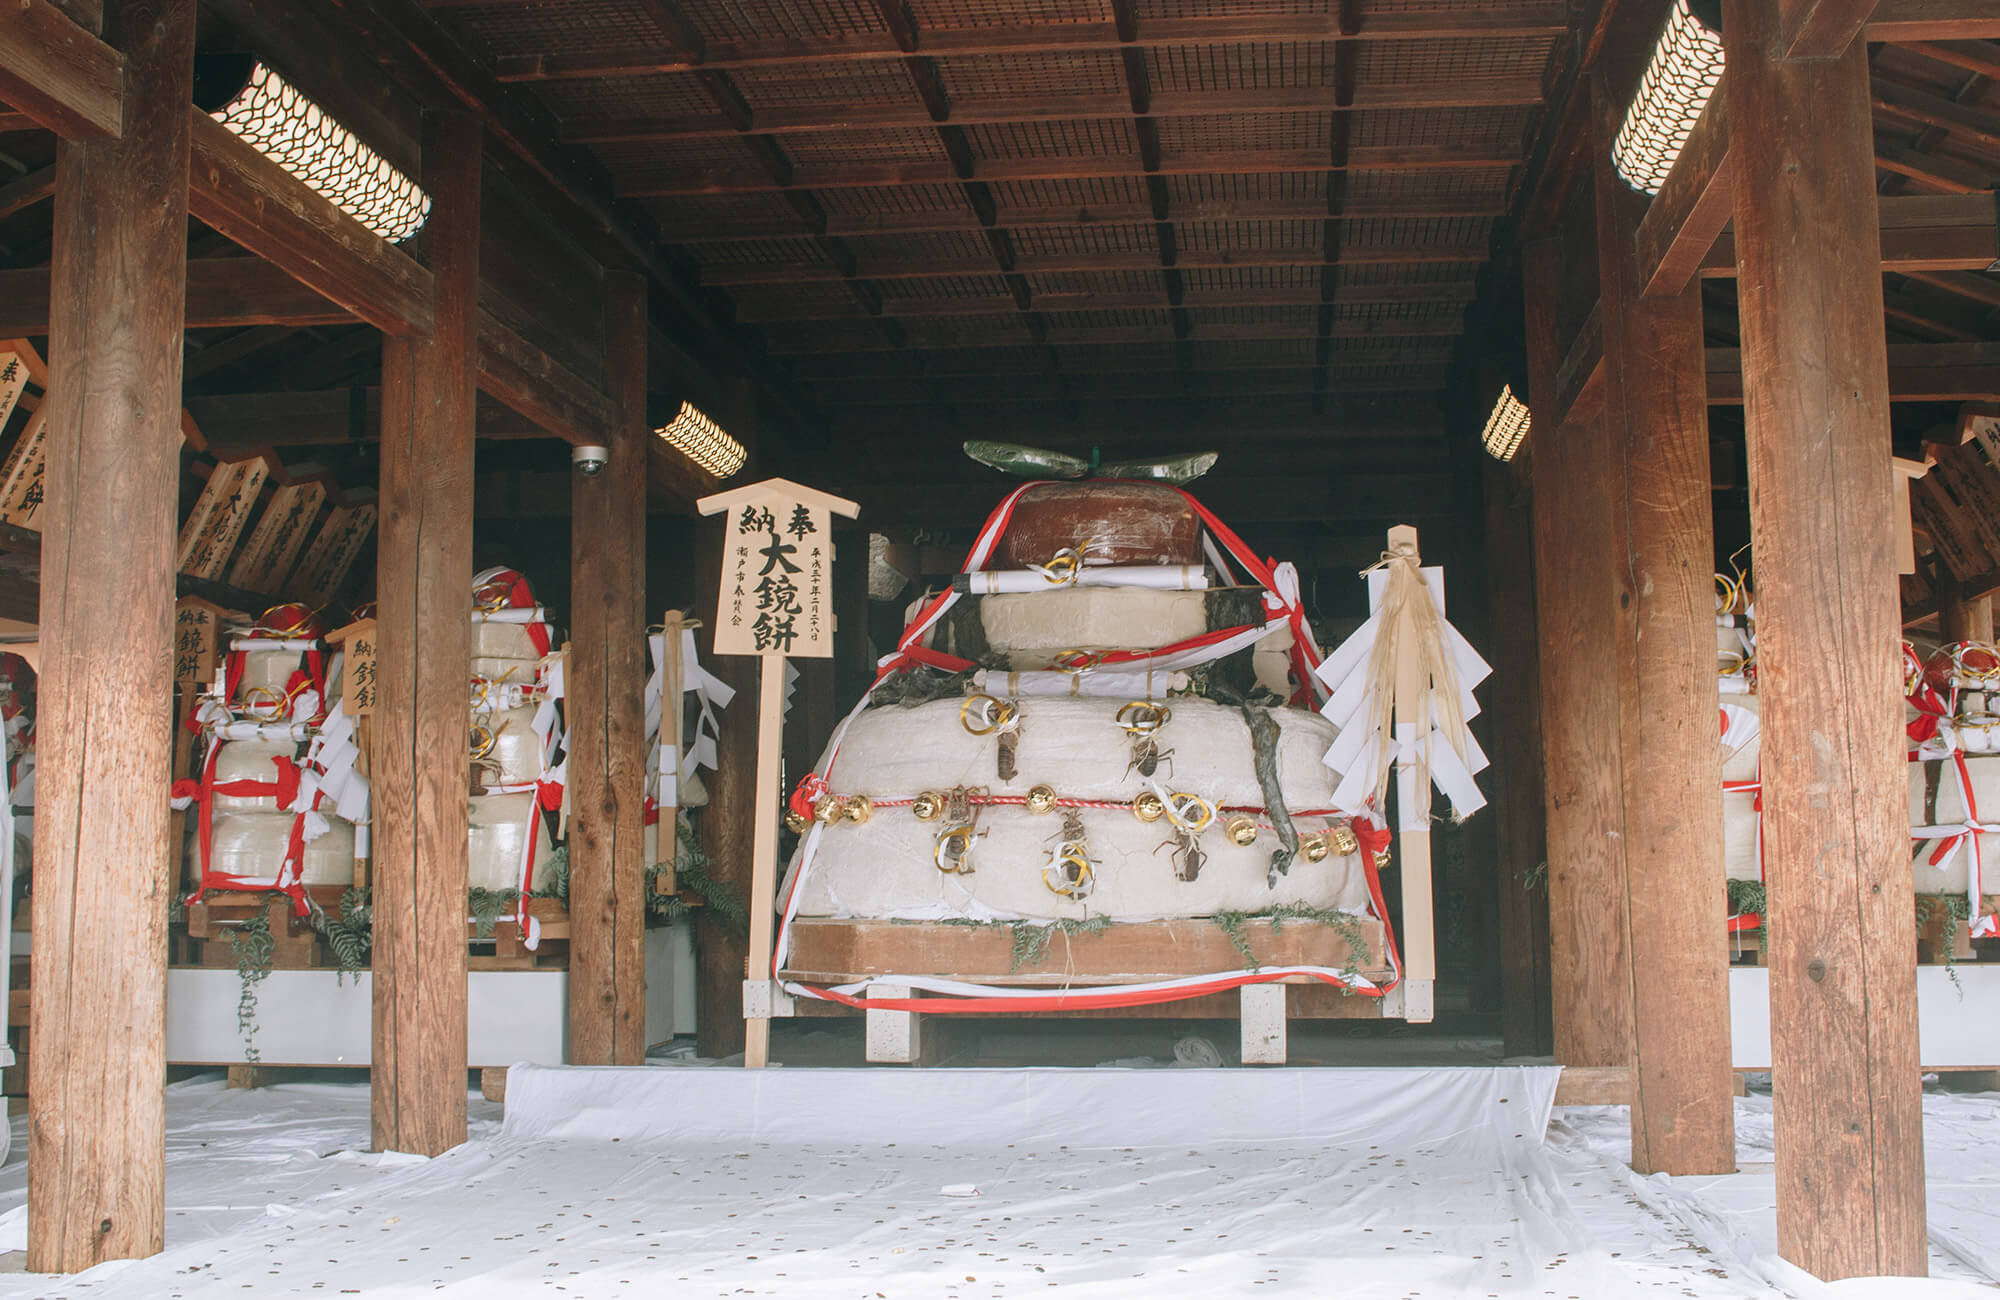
[{"xmin": 179, "ymin": 889, "xmax": 573, "ymax": 970}]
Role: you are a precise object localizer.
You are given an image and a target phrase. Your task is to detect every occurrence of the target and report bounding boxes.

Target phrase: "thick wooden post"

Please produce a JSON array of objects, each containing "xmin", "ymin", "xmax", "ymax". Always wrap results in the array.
[
  {"xmin": 1593, "ymin": 80, "xmax": 1735, "ymax": 1176},
  {"xmin": 372, "ymin": 110, "xmax": 480, "ymax": 1156},
  {"xmin": 693, "ymin": 381, "xmax": 756, "ymax": 1060},
  {"xmin": 568, "ymin": 272, "xmax": 650, "ymax": 1064},
  {"xmin": 1522, "ymin": 236, "xmax": 1635, "ymax": 1068},
  {"xmin": 1483, "ymin": 457, "xmax": 1554, "ymax": 1058},
  {"xmin": 1729, "ymin": 0, "xmax": 1927, "ymax": 1277},
  {"xmin": 1938, "ymin": 572, "xmax": 1993, "ymax": 644},
  {"xmin": 27, "ymin": 0, "xmax": 193, "ymax": 1271}
]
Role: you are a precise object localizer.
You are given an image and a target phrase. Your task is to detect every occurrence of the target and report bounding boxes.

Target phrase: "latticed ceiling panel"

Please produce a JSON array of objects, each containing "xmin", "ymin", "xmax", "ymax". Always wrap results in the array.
[
  {"xmin": 1011, "ymin": 223, "xmax": 1160, "ymax": 257},
  {"xmin": 1157, "ymin": 113, "xmax": 1333, "ymax": 156},
  {"xmin": 1346, "ymin": 167, "xmax": 1514, "ymax": 208},
  {"xmin": 732, "ymin": 63, "xmax": 919, "ymax": 110},
  {"xmin": 1193, "ymin": 339, "xmax": 1320, "ymax": 368},
  {"xmin": 443, "ymin": 0, "xmax": 678, "ymax": 59},
  {"xmin": 1042, "ymin": 307, "xmax": 1177, "ymax": 330},
  {"xmin": 903, "ymin": 315, "xmax": 1042, "ymax": 345},
  {"xmin": 987, "ymin": 176, "xmax": 1152, "ymax": 211},
  {"xmin": 1177, "ymin": 219, "xmax": 1324, "ymax": 252},
  {"xmin": 779, "ymin": 128, "xmax": 949, "ymax": 166},
  {"xmin": 1026, "ymin": 269, "xmax": 1169, "ymax": 296},
  {"xmin": 1353, "ymin": 35, "xmax": 1558, "ymax": 84},
  {"xmin": 684, "ymin": 235, "xmax": 834, "ymax": 268},
  {"xmin": 1345, "ymin": 215, "xmax": 1494, "ymax": 250},
  {"xmin": 908, "ymin": 0, "xmax": 1114, "ymax": 28},
  {"xmin": 1334, "ymin": 300, "xmax": 1464, "ymax": 328},
  {"xmin": 1334, "ymin": 261, "xmax": 1480, "ymax": 288},
  {"xmin": 534, "ymin": 75, "xmax": 714, "ymax": 121},
  {"xmin": 645, "ymin": 192, "xmax": 810, "ymax": 228},
  {"xmin": 967, "ymin": 118, "xmax": 1139, "ymax": 160},
  {"xmin": 731, "ymin": 282, "xmax": 872, "ymax": 318},
  {"xmin": 846, "ymin": 230, "xmax": 997, "ymax": 263},
  {"xmin": 885, "ymin": 274, "xmax": 1018, "ymax": 301},
  {"xmin": 596, "ymin": 138, "xmax": 759, "ymax": 183},
  {"xmin": 1170, "ymin": 172, "xmax": 1330, "ymax": 205},
  {"xmin": 1187, "ymin": 305, "xmax": 1321, "ymax": 329},
  {"xmin": 934, "ymin": 51, "xmax": 1128, "ymax": 98},
  {"xmin": 815, "ymin": 184, "xmax": 972, "ymax": 220},
  {"xmin": 1182, "ymin": 266, "xmax": 1323, "ymax": 293},
  {"xmin": 674, "ymin": 0, "xmax": 887, "ymax": 43},
  {"xmin": 1354, "ymin": 105, "xmax": 1535, "ymax": 151},
  {"xmin": 1146, "ymin": 43, "xmax": 1340, "ymax": 93}
]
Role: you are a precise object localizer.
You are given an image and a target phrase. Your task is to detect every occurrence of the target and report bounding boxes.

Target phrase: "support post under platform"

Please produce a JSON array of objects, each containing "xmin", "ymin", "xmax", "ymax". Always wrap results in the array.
[{"xmin": 743, "ymin": 654, "xmax": 785, "ymax": 1068}]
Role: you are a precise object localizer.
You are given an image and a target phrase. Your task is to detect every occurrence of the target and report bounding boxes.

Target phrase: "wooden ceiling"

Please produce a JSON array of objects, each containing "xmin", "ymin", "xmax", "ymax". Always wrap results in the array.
[{"xmin": 418, "ymin": 0, "xmax": 1567, "ymax": 435}]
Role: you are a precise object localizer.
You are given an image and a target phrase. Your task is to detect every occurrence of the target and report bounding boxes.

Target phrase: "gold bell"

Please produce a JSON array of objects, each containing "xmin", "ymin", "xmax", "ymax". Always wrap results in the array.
[
  {"xmin": 1224, "ymin": 816, "xmax": 1259, "ymax": 847},
  {"xmin": 784, "ymin": 810, "xmax": 810, "ymax": 834},
  {"xmin": 1132, "ymin": 791, "xmax": 1166, "ymax": 823},
  {"xmin": 843, "ymin": 796, "xmax": 873, "ymax": 825},
  {"xmin": 1301, "ymin": 832, "xmax": 1331, "ymax": 863},
  {"xmin": 912, "ymin": 791, "xmax": 946, "ymax": 822},
  {"xmin": 813, "ymin": 795, "xmax": 844, "ymax": 824},
  {"xmin": 1326, "ymin": 822, "xmax": 1360, "ymax": 857},
  {"xmin": 1024, "ymin": 784, "xmax": 1059, "ymax": 815}
]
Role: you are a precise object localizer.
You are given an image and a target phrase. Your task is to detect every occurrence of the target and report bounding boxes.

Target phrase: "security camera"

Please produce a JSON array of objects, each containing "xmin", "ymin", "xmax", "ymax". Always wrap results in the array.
[{"xmin": 571, "ymin": 444, "xmax": 609, "ymax": 476}]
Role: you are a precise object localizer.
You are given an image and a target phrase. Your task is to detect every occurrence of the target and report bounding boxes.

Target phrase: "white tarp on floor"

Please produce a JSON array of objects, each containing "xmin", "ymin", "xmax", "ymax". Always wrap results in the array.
[{"xmin": 0, "ymin": 1067, "xmax": 1993, "ymax": 1298}]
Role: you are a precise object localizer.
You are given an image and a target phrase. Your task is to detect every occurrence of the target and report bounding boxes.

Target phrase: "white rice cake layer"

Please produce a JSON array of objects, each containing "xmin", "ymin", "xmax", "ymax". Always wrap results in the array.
[
  {"xmin": 211, "ymin": 738, "xmax": 299, "ymax": 813},
  {"xmin": 471, "ymin": 619, "xmax": 542, "ymax": 662},
  {"xmin": 469, "ymin": 791, "xmax": 554, "ymax": 894},
  {"xmin": 236, "ymin": 646, "xmax": 309, "ymax": 697},
  {"xmin": 979, "ymin": 587, "xmax": 1208, "ymax": 668},
  {"xmin": 478, "ymin": 704, "xmax": 545, "ymax": 785},
  {"xmin": 208, "ymin": 811, "xmax": 355, "ymax": 886},
  {"xmin": 825, "ymin": 695, "xmax": 1341, "ymax": 809},
  {"xmin": 806, "ymin": 694, "xmax": 1362, "ymax": 920},
  {"xmin": 796, "ymin": 806, "xmax": 1369, "ymax": 921}
]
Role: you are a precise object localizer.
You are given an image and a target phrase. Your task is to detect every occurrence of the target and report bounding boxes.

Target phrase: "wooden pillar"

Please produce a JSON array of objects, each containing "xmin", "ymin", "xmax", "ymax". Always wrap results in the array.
[
  {"xmin": 694, "ymin": 379, "xmax": 756, "ymax": 1060},
  {"xmin": 27, "ymin": 0, "xmax": 194, "ymax": 1271},
  {"xmin": 372, "ymin": 110, "xmax": 480, "ymax": 1156},
  {"xmin": 1483, "ymin": 457, "xmax": 1554, "ymax": 1058},
  {"xmin": 567, "ymin": 272, "xmax": 650, "ymax": 1064},
  {"xmin": 1937, "ymin": 572, "xmax": 1993, "ymax": 644},
  {"xmin": 1522, "ymin": 236, "xmax": 1635, "ymax": 1068},
  {"xmin": 1593, "ymin": 79, "xmax": 1735, "ymax": 1177},
  {"xmin": 1729, "ymin": 1, "xmax": 1926, "ymax": 1277}
]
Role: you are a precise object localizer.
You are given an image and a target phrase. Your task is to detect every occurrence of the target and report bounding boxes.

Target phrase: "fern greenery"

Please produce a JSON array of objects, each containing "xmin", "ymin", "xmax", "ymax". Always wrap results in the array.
[{"xmin": 224, "ymin": 912, "xmax": 276, "ymax": 1064}]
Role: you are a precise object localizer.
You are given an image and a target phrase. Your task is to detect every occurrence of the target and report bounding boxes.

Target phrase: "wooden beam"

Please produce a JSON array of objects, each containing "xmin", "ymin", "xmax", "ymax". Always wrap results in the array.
[
  {"xmin": 1867, "ymin": 0, "xmax": 2000, "ymax": 42},
  {"xmin": 1873, "ymin": 78, "xmax": 2000, "ymax": 153},
  {"xmin": 1592, "ymin": 78, "xmax": 1735, "ymax": 1178},
  {"xmin": 370, "ymin": 110, "xmax": 479, "ymax": 1160},
  {"xmin": 706, "ymin": 244, "xmax": 1488, "ymax": 287},
  {"xmin": 1729, "ymin": 0, "xmax": 1926, "ymax": 1277},
  {"xmin": 187, "ymin": 110, "xmax": 435, "ymax": 337},
  {"xmin": 1896, "ymin": 39, "xmax": 2000, "ymax": 81},
  {"xmin": 1778, "ymin": 0, "xmax": 1880, "ymax": 60},
  {"xmin": 0, "ymin": 0, "xmax": 121, "ymax": 140},
  {"xmin": 487, "ymin": 8, "xmax": 1570, "ymax": 81},
  {"xmin": 26, "ymin": 0, "xmax": 190, "ymax": 1272},
  {"xmin": 625, "ymin": 146, "xmax": 1522, "ymax": 200},
  {"xmin": 1551, "ymin": 301, "xmax": 1604, "ymax": 428},
  {"xmin": 565, "ymin": 78, "xmax": 1548, "ymax": 145},
  {"xmin": 1872, "ymin": 139, "xmax": 1993, "ymax": 194},
  {"xmin": 808, "ymin": 368, "xmax": 1446, "ymax": 405},
  {"xmin": 474, "ymin": 311, "xmax": 614, "ymax": 447},
  {"xmin": 0, "ymin": 164, "xmax": 54, "ymax": 221},
  {"xmin": 832, "ymin": 472, "xmax": 1451, "ymax": 527},
  {"xmin": 737, "ymin": 283, "xmax": 1477, "ymax": 322},
  {"xmin": 1634, "ymin": 80, "xmax": 1734, "ymax": 300},
  {"xmin": 654, "ymin": 196, "xmax": 1507, "ymax": 243},
  {"xmin": 1703, "ymin": 192, "xmax": 2000, "ymax": 274},
  {"xmin": 566, "ymin": 271, "xmax": 649, "ymax": 1065},
  {"xmin": 0, "ymin": 257, "xmax": 356, "ymax": 335},
  {"xmin": 1705, "ymin": 341, "xmax": 2000, "ymax": 403}
]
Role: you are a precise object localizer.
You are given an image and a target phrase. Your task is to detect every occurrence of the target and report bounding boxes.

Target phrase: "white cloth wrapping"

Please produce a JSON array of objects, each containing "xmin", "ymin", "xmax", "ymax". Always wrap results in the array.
[
  {"xmin": 956, "ymin": 565, "xmax": 1209, "ymax": 595},
  {"xmin": 972, "ymin": 668, "xmax": 1190, "ymax": 698}
]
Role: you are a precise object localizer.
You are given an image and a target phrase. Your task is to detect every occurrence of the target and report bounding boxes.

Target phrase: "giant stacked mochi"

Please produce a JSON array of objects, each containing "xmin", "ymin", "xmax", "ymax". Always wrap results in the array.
[
  {"xmin": 467, "ymin": 567, "xmax": 561, "ymax": 895},
  {"xmin": 795, "ymin": 481, "xmax": 1371, "ymax": 924}
]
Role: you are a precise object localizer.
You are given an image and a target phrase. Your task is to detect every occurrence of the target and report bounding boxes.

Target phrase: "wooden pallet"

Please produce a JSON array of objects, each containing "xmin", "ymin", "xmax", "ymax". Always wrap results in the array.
[{"xmin": 179, "ymin": 889, "xmax": 574, "ymax": 971}]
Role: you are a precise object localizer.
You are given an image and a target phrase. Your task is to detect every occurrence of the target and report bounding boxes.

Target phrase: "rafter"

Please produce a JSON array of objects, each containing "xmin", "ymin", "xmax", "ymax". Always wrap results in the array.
[
  {"xmin": 732, "ymin": 282, "xmax": 1477, "ymax": 322},
  {"xmin": 766, "ymin": 319, "xmax": 1464, "ymax": 354},
  {"xmin": 702, "ymin": 243, "xmax": 1487, "ymax": 286},
  {"xmin": 477, "ymin": 9, "xmax": 1570, "ymax": 82},
  {"xmin": 0, "ymin": 0, "xmax": 122, "ymax": 139},
  {"xmin": 620, "ymin": 145, "xmax": 1522, "ymax": 198}
]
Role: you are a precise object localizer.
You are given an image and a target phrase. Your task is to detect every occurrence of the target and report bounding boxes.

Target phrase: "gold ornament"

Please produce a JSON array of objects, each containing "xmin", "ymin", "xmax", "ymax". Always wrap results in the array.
[
  {"xmin": 844, "ymin": 796, "xmax": 873, "ymax": 824},
  {"xmin": 912, "ymin": 791, "xmax": 945, "ymax": 821},
  {"xmin": 1225, "ymin": 816, "xmax": 1259, "ymax": 846},
  {"xmin": 813, "ymin": 795, "xmax": 843, "ymax": 824},
  {"xmin": 1326, "ymin": 822, "xmax": 1360, "ymax": 857},
  {"xmin": 1132, "ymin": 791, "xmax": 1166, "ymax": 823},
  {"xmin": 1301, "ymin": 833, "xmax": 1331, "ymax": 863},
  {"xmin": 1024, "ymin": 784, "xmax": 1059, "ymax": 815},
  {"xmin": 784, "ymin": 811, "xmax": 810, "ymax": 834}
]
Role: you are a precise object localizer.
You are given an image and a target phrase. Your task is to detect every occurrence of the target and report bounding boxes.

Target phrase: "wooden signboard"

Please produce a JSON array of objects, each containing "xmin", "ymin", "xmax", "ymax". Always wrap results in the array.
[
  {"xmin": 288, "ymin": 503, "xmax": 377, "ymax": 607},
  {"xmin": 176, "ymin": 458, "xmax": 271, "ymax": 580},
  {"xmin": 329, "ymin": 617, "xmax": 378, "ymax": 717},
  {"xmin": 0, "ymin": 347, "xmax": 31, "ymax": 436},
  {"xmin": 227, "ymin": 479, "xmax": 328, "ymax": 594},
  {"xmin": 698, "ymin": 478, "xmax": 859, "ymax": 1069},
  {"xmin": 708, "ymin": 479, "xmax": 847, "ymax": 660},
  {"xmin": 0, "ymin": 408, "xmax": 49, "ymax": 531},
  {"xmin": 171, "ymin": 595, "xmax": 227, "ymax": 779}
]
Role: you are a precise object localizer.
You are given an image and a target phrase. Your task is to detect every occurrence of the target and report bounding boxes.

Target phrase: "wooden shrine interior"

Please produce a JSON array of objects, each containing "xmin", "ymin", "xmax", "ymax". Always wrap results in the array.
[{"xmin": 3, "ymin": 0, "xmax": 2000, "ymax": 1281}]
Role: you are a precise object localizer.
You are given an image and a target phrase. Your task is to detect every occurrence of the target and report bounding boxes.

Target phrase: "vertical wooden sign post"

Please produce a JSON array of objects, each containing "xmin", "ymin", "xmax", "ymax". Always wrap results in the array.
[{"xmin": 697, "ymin": 478, "xmax": 859, "ymax": 1069}]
